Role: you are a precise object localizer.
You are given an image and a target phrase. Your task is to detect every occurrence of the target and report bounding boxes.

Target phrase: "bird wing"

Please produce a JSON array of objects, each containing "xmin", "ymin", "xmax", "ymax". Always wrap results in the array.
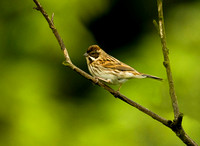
[
  {"xmin": 101, "ymin": 55, "xmax": 140, "ymax": 75},
  {"xmin": 103, "ymin": 62, "xmax": 135, "ymax": 71}
]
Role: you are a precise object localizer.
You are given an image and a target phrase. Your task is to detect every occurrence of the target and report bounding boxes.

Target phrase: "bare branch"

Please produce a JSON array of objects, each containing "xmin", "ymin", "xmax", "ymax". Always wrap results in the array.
[
  {"xmin": 33, "ymin": 0, "xmax": 71, "ymax": 63},
  {"xmin": 157, "ymin": 0, "xmax": 180, "ymax": 120},
  {"xmin": 156, "ymin": 0, "xmax": 197, "ymax": 145}
]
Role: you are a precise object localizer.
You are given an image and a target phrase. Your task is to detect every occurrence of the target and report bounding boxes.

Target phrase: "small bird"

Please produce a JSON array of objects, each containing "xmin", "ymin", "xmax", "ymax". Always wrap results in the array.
[{"xmin": 84, "ymin": 45, "xmax": 162, "ymax": 91}]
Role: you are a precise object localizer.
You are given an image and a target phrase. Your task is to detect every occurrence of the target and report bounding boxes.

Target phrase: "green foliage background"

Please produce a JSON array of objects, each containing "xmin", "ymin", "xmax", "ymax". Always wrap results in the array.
[{"xmin": 0, "ymin": 0, "xmax": 199, "ymax": 145}]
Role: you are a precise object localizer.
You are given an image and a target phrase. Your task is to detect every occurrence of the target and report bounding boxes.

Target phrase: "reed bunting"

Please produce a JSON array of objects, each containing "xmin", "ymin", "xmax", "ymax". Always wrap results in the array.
[{"xmin": 84, "ymin": 45, "xmax": 162, "ymax": 90}]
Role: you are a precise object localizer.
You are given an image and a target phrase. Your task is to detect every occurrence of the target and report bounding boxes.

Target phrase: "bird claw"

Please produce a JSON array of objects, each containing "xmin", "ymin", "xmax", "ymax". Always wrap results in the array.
[
  {"xmin": 116, "ymin": 84, "xmax": 122, "ymax": 91},
  {"xmin": 94, "ymin": 77, "xmax": 99, "ymax": 84}
]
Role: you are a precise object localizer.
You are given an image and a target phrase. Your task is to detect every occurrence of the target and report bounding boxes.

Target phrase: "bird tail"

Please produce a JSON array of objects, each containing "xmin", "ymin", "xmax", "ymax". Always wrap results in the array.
[{"xmin": 142, "ymin": 74, "xmax": 163, "ymax": 81}]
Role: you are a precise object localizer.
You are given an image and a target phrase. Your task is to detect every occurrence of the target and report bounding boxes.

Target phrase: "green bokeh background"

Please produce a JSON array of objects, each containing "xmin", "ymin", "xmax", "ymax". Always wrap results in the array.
[{"xmin": 0, "ymin": 0, "xmax": 200, "ymax": 145}]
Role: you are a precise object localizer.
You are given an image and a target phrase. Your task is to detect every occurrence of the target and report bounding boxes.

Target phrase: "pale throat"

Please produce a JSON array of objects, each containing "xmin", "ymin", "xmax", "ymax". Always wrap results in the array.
[{"xmin": 89, "ymin": 56, "xmax": 97, "ymax": 61}]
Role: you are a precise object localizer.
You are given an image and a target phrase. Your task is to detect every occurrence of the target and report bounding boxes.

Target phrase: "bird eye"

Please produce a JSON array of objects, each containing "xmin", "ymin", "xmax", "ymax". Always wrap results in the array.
[
  {"xmin": 89, "ymin": 51, "xmax": 99, "ymax": 58},
  {"xmin": 90, "ymin": 51, "xmax": 96, "ymax": 55}
]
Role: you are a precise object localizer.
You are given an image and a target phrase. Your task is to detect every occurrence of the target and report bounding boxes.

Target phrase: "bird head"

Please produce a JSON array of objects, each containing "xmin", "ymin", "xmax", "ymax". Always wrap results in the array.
[{"xmin": 84, "ymin": 45, "xmax": 103, "ymax": 62}]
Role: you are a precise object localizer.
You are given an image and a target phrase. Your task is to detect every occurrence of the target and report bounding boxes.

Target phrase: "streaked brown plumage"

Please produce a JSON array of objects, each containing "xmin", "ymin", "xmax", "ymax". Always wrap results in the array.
[{"xmin": 84, "ymin": 45, "xmax": 162, "ymax": 90}]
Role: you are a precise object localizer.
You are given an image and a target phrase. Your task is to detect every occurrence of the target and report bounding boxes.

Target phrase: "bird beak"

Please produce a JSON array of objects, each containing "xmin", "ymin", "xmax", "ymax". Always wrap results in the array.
[{"xmin": 84, "ymin": 53, "xmax": 88, "ymax": 57}]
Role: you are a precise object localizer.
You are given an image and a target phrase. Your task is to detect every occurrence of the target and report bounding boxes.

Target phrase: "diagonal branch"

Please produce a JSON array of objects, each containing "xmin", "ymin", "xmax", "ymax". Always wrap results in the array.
[
  {"xmin": 33, "ymin": 0, "xmax": 71, "ymax": 63},
  {"xmin": 33, "ymin": 0, "xmax": 197, "ymax": 145},
  {"xmin": 33, "ymin": 0, "xmax": 170, "ymax": 126}
]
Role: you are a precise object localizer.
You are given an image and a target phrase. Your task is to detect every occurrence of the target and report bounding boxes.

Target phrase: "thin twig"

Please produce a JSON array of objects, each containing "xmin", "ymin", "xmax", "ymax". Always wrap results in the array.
[
  {"xmin": 51, "ymin": 13, "xmax": 54, "ymax": 24},
  {"xmin": 156, "ymin": 0, "xmax": 180, "ymax": 120},
  {"xmin": 156, "ymin": 0, "xmax": 197, "ymax": 145}
]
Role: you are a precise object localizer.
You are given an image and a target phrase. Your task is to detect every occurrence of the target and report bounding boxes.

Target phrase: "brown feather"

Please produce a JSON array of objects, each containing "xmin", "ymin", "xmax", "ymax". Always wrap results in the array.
[
  {"xmin": 103, "ymin": 63, "xmax": 135, "ymax": 71},
  {"xmin": 101, "ymin": 54, "xmax": 138, "ymax": 72}
]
